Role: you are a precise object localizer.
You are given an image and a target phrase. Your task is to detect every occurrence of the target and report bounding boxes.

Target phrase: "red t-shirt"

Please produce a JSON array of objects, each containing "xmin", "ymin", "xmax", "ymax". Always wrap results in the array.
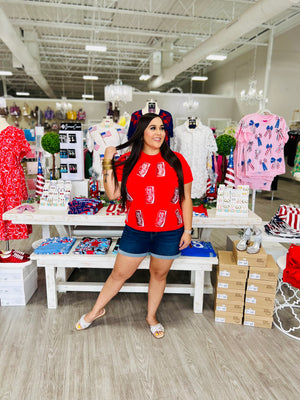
[{"xmin": 116, "ymin": 151, "xmax": 193, "ymax": 231}]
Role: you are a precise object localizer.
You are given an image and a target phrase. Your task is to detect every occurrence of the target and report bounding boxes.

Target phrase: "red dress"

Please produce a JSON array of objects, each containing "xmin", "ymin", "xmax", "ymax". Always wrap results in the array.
[{"xmin": 0, "ymin": 126, "xmax": 32, "ymax": 240}]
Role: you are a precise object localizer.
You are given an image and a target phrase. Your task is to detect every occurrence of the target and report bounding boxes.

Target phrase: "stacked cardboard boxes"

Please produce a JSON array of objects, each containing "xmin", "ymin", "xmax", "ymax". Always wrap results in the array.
[
  {"xmin": 243, "ymin": 254, "xmax": 278, "ymax": 329},
  {"xmin": 215, "ymin": 242, "xmax": 279, "ymax": 329},
  {"xmin": 214, "ymin": 251, "xmax": 248, "ymax": 325}
]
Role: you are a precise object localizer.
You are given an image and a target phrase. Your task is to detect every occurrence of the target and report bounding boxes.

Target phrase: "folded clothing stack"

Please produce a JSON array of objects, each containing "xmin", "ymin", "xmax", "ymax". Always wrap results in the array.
[
  {"xmin": 73, "ymin": 237, "xmax": 112, "ymax": 255},
  {"xmin": 264, "ymin": 205, "xmax": 300, "ymax": 238},
  {"xmin": 34, "ymin": 237, "xmax": 76, "ymax": 254},
  {"xmin": 68, "ymin": 197, "xmax": 103, "ymax": 215}
]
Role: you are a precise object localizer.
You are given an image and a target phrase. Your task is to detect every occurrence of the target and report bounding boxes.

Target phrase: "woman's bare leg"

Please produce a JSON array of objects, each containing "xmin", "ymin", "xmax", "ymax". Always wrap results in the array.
[
  {"xmin": 146, "ymin": 256, "xmax": 174, "ymax": 328},
  {"xmin": 84, "ymin": 253, "xmax": 145, "ymax": 323}
]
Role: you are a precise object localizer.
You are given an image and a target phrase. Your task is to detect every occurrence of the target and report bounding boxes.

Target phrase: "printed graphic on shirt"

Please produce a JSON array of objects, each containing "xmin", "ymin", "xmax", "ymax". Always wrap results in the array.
[
  {"xmin": 171, "ymin": 187, "xmax": 179, "ymax": 204},
  {"xmin": 137, "ymin": 162, "xmax": 151, "ymax": 177},
  {"xmin": 145, "ymin": 186, "xmax": 155, "ymax": 204},
  {"xmin": 155, "ymin": 210, "xmax": 167, "ymax": 227},
  {"xmin": 135, "ymin": 210, "xmax": 144, "ymax": 226},
  {"xmin": 156, "ymin": 162, "xmax": 165, "ymax": 177},
  {"xmin": 101, "ymin": 130, "xmax": 112, "ymax": 138},
  {"xmin": 175, "ymin": 209, "xmax": 183, "ymax": 225}
]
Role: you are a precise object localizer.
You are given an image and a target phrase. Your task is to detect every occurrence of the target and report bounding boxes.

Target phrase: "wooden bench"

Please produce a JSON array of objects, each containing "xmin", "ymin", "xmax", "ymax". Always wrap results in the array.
[{"xmin": 31, "ymin": 239, "xmax": 218, "ymax": 312}]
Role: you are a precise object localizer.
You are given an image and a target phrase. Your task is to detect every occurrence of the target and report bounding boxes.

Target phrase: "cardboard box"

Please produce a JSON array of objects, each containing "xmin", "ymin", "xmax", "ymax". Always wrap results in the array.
[
  {"xmin": 246, "ymin": 278, "xmax": 277, "ymax": 294},
  {"xmin": 215, "ymin": 288, "xmax": 245, "ymax": 302},
  {"xmin": 215, "ymin": 310, "xmax": 242, "ymax": 325},
  {"xmin": 248, "ymin": 255, "xmax": 279, "ymax": 281},
  {"xmin": 217, "ymin": 251, "xmax": 248, "ymax": 281},
  {"xmin": 244, "ymin": 305, "xmax": 274, "ymax": 318},
  {"xmin": 215, "ymin": 298, "xmax": 244, "ymax": 313},
  {"xmin": 243, "ymin": 314, "xmax": 273, "ymax": 329},
  {"xmin": 245, "ymin": 290, "xmax": 275, "ymax": 307},
  {"xmin": 216, "ymin": 277, "xmax": 246, "ymax": 291},
  {"xmin": 233, "ymin": 240, "xmax": 267, "ymax": 267}
]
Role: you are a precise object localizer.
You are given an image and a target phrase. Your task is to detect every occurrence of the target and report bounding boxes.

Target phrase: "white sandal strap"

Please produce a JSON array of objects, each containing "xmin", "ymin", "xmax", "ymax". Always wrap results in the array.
[{"xmin": 149, "ymin": 323, "xmax": 165, "ymax": 335}]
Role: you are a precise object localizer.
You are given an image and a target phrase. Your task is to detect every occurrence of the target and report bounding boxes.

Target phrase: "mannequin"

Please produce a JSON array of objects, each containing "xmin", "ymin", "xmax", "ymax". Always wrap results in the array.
[
  {"xmin": 0, "ymin": 116, "xmax": 9, "ymax": 131},
  {"xmin": 142, "ymin": 100, "xmax": 160, "ymax": 115},
  {"xmin": 127, "ymin": 102, "xmax": 173, "ymax": 144}
]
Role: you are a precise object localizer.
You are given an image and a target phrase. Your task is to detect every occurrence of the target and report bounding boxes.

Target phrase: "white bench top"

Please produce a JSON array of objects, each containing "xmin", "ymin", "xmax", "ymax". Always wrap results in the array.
[{"xmin": 30, "ymin": 239, "xmax": 218, "ymax": 271}]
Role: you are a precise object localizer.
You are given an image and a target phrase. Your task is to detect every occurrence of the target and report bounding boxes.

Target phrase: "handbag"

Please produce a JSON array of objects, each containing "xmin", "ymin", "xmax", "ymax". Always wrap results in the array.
[
  {"xmin": 44, "ymin": 107, "xmax": 55, "ymax": 120},
  {"xmin": 21, "ymin": 103, "xmax": 31, "ymax": 117},
  {"xmin": 10, "ymin": 102, "xmax": 21, "ymax": 117},
  {"xmin": 67, "ymin": 110, "xmax": 77, "ymax": 120},
  {"xmin": 0, "ymin": 106, "xmax": 9, "ymax": 116},
  {"xmin": 283, "ymin": 244, "xmax": 300, "ymax": 289},
  {"xmin": 77, "ymin": 108, "xmax": 86, "ymax": 121}
]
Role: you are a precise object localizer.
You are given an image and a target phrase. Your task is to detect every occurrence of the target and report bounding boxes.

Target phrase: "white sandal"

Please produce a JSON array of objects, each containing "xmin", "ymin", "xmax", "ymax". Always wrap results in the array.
[
  {"xmin": 75, "ymin": 308, "xmax": 106, "ymax": 331},
  {"xmin": 149, "ymin": 323, "xmax": 165, "ymax": 339}
]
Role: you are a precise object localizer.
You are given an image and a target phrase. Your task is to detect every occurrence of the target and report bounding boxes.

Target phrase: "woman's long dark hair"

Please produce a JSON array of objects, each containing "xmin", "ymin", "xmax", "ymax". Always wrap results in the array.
[{"xmin": 113, "ymin": 113, "xmax": 185, "ymax": 208}]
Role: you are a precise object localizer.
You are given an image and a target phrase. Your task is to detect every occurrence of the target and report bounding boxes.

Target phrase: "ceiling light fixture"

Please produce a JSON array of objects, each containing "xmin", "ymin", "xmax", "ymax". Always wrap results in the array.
[
  {"xmin": 206, "ymin": 54, "xmax": 227, "ymax": 61},
  {"xmin": 0, "ymin": 70, "xmax": 13, "ymax": 76},
  {"xmin": 83, "ymin": 75, "xmax": 98, "ymax": 80},
  {"xmin": 16, "ymin": 91, "xmax": 30, "ymax": 96},
  {"xmin": 191, "ymin": 76, "xmax": 208, "ymax": 81},
  {"xmin": 139, "ymin": 74, "xmax": 151, "ymax": 81},
  {"xmin": 82, "ymin": 94, "xmax": 94, "ymax": 99},
  {"xmin": 85, "ymin": 45, "xmax": 107, "ymax": 52}
]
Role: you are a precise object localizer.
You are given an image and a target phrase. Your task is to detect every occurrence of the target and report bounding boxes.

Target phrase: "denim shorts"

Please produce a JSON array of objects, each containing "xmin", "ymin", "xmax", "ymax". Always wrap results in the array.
[{"xmin": 118, "ymin": 225, "xmax": 184, "ymax": 259}]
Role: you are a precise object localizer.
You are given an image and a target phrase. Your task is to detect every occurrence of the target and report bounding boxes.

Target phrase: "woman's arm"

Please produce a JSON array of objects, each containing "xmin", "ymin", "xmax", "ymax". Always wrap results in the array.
[
  {"xmin": 179, "ymin": 182, "xmax": 193, "ymax": 250},
  {"xmin": 103, "ymin": 146, "xmax": 121, "ymax": 200}
]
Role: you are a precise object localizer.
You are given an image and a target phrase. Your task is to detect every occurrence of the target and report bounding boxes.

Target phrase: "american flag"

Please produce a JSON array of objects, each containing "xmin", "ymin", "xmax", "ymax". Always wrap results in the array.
[
  {"xmin": 35, "ymin": 158, "xmax": 45, "ymax": 198},
  {"xmin": 224, "ymin": 147, "xmax": 235, "ymax": 187}
]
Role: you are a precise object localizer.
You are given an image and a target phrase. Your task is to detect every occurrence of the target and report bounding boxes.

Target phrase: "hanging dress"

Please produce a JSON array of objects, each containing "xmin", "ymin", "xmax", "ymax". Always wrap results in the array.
[{"xmin": 0, "ymin": 126, "xmax": 32, "ymax": 240}]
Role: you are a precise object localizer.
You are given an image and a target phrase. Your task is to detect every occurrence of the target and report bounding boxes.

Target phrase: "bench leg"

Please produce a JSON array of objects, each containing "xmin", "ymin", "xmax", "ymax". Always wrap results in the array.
[
  {"xmin": 193, "ymin": 270, "xmax": 205, "ymax": 313},
  {"xmin": 45, "ymin": 266, "xmax": 58, "ymax": 309}
]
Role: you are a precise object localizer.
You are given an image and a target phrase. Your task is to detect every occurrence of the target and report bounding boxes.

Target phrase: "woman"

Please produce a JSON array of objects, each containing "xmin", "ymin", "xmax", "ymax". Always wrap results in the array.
[{"xmin": 76, "ymin": 113, "xmax": 193, "ymax": 338}]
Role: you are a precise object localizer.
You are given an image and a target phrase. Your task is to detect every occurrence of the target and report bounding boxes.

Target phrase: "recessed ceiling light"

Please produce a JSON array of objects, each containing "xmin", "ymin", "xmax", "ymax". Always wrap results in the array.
[
  {"xmin": 85, "ymin": 45, "xmax": 107, "ymax": 52},
  {"xmin": 83, "ymin": 75, "xmax": 98, "ymax": 80},
  {"xmin": 82, "ymin": 94, "xmax": 94, "ymax": 99},
  {"xmin": 139, "ymin": 74, "xmax": 151, "ymax": 81},
  {"xmin": 206, "ymin": 54, "xmax": 227, "ymax": 61},
  {"xmin": 191, "ymin": 76, "xmax": 208, "ymax": 81},
  {"xmin": 16, "ymin": 91, "xmax": 30, "ymax": 96},
  {"xmin": 0, "ymin": 70, "xmax": 13, "ymax": 76},
  {"xmin": 149, "ymin": 90, "xmax": 160, "ymax": 94}
]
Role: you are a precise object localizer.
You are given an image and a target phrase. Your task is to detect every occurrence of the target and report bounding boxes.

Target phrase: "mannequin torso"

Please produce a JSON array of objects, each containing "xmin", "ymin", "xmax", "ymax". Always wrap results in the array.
[{"xmin": 0, "ymin": 117, "xmax": 9, "ymax": 132}]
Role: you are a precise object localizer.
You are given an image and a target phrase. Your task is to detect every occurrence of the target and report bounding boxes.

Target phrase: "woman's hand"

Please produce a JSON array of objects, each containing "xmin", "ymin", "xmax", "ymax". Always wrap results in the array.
[
  {"xmin": 104, "ymin": 146, "xmax": 117, "ymax": 160},
  {"xmin": 179, "ymin": 232, "xmax": 192, "ymax": 251}
]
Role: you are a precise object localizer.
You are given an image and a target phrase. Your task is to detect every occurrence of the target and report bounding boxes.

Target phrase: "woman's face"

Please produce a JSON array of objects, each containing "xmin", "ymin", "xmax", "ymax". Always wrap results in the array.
[{"xmin": 143, "ymin": 117, "xmax": 166, "ymax": 154}]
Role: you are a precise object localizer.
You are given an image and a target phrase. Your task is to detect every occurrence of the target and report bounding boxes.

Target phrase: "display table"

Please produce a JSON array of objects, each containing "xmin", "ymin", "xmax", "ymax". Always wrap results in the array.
[{"xmin": 3, "ymin": 204, "xmax": 262, "ymax": 310}]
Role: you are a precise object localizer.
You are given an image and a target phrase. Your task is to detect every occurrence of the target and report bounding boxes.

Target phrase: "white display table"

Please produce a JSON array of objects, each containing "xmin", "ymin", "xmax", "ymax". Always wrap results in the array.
[{"xmin": 3, "ymin": 204, "xmax": 262, "ymax": 310}]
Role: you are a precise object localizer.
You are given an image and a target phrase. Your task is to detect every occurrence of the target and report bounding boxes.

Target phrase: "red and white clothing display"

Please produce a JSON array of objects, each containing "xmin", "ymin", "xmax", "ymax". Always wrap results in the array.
[
  {"xmin": 87, "ymin": 121, "xmax": 127, "ymax": 189},
  {"xmin": 115, "ymin": 151, "xmax": 193, "ymax": 231},
  {"xmin": 172, "ymin": 120, "xmax": 217, "ymax": 198},
  {"xmin": 234, "ymin": 113, "xmax": 289, "ymax": 190},
  {"xmin": 0, "ymin": 125, "xmax": 32, "ymax": 240}
]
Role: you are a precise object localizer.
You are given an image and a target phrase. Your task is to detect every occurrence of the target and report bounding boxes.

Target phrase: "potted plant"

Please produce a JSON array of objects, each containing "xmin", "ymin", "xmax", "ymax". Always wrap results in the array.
[
  {"xmin": 41, "ymin": 131, "xmax": 60, "ymax": 179},
  {"xmin": 216, "ymin": 134, "xmax": 236, "ymax": 183}
]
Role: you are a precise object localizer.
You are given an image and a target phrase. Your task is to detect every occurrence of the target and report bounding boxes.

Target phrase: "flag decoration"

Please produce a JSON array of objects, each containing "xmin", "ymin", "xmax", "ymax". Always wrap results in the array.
[
  {"xmin": 224, "ymin": 147, "xmax": 235, "ymax": 187},
  {"xmin": 35, "ymin": 158, "xmax": 45, "ymax": 198}
]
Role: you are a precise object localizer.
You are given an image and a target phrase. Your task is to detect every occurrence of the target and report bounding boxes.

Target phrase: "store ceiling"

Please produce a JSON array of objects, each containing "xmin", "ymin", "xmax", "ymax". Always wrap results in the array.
[{"xmin": 0, "ymin": 0, "xmax": 300, "ymax": 100}]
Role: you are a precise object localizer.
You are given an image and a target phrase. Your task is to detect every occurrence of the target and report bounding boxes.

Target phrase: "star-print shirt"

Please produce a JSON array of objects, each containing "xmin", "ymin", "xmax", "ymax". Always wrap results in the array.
[
  {"xmin": 234, "ymin": 113, "xmax": 289, "ymax": 190},
  {"xmin": 115, "ymin": 151, "xmax": 193, "ymax": 231},
  {"xmin": 127, "ymin": 109, "xmax": 174, "ymax": 145}
]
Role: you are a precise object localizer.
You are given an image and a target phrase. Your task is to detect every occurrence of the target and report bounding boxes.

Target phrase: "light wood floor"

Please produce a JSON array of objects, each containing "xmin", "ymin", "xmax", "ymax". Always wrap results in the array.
[{"xmin": 0, "ymin": 178, "xmax": 299, "ymax": 400}]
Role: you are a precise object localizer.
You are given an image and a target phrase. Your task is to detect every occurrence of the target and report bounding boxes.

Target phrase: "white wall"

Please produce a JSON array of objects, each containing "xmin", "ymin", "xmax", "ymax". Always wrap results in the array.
[
  {"xmin": 5, "ymin": 92, "xmax": 237, "ymax": 130},
  {"xmin": 206, "ymin": 24, "xmax": 300, "ymax": 125}
]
